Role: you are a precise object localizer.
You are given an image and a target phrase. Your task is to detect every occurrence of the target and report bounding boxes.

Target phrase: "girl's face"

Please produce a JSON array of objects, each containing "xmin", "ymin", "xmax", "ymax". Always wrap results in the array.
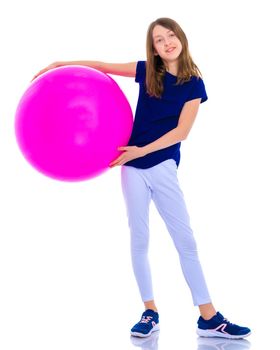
[{"xmin": 152, "ymin": 25, "xmax": 182, "ymax": 64}]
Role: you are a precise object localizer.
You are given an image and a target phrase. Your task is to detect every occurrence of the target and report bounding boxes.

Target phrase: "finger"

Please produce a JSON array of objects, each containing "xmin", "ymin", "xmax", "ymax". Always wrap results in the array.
[
  {"xmin": 31, "ymin": 71, "xmax": 43, "ymax": 81},
  {"xmin": 118, "ymin": 147, "xmax": 127, "ymax": 151},
  {"xmin": 109, "ymin": 158, "xmax": 122, "ymax": 167},
  {"xmin": 109, "ymin": 161, "xmax": 120, "ymax": 168},
  {"xmin": 110, "ymin": 155, "xmax": 128, "ymax": 167},
  {"xmin": 32, "ymin": 65, "xmax": 54, "ymax": 81}
]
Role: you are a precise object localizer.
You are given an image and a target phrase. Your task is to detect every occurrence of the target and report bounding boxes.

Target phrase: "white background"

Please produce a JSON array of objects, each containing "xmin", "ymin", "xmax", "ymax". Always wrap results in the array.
[{"xmin": 0, "ymin": 1, "xmax": 279, "ymax": 349}]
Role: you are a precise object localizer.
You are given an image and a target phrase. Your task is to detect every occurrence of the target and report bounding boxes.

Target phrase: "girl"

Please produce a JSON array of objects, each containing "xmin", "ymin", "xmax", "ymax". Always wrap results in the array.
[{"xmin": 34, "ymin": 17, "xmax": 251, "ymax": 340}]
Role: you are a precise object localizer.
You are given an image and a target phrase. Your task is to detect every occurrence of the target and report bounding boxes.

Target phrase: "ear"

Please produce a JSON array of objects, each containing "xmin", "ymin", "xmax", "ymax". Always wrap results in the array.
[{"xmin": 154, "ymin": 50, "xmax": 159, "ymax": 56}]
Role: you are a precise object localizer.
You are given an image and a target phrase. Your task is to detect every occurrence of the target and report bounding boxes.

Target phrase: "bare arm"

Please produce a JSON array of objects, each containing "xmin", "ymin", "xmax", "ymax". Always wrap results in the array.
[
  {"xmin": 32, "ymin": 61, "xmax": 137, "ymax": 80},
  {"xmin": 84, "ymin": 61, "xmax": 137, "ymax": 77},
  {"xmin": 109, "ymin": 98, "xmax": 202, "ymax": 167}
]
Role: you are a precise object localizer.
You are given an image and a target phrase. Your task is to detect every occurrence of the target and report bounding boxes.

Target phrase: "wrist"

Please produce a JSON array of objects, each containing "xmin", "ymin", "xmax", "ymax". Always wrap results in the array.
[{"xmin": 141, "ymin": 145, "xmax": 149, "ymax": 157}]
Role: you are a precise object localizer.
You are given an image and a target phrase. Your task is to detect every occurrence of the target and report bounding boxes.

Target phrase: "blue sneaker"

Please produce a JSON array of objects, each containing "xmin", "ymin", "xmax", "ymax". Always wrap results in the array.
[
  {"xmin": 131, "ymin": 309, "xmax": 160, "ymax": 338},
  {"xmin": 197, "ymin": 312, "xmax": 251, "ymax": 339}
]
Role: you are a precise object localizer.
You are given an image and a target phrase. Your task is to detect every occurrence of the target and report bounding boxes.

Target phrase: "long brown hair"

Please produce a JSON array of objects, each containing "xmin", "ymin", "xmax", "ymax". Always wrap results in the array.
[{"xmin": 146, "ymin": 17, "xmax": 202, "ymax": 98}]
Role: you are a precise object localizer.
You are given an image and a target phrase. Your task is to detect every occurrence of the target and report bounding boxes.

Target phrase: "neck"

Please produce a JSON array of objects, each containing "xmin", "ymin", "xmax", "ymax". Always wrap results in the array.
[{"xmin": 165, "ymin": 61, "xmax": 178, "ymax": 76}]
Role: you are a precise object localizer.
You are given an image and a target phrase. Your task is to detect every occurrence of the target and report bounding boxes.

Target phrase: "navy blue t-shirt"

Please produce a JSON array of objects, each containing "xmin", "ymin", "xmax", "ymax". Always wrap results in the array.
[{"xmin": 124, "ymin": 61, "xmax": 208, "ymax": 169}]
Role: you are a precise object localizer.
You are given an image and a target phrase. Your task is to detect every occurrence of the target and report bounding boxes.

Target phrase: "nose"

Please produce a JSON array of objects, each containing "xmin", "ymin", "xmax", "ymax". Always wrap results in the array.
[
  {"xmin": 164, "ymin": 41, "xmax": 170, "ymax": 47},
  {"xmin": 164, "ymin": 38, "xmax": 172, "ymax": 47}
]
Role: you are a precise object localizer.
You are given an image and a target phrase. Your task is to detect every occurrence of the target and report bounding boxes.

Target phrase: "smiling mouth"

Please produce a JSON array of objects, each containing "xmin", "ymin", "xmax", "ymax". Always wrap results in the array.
[{"xmin": 166, "ymin": 47, "xmax": 175, "ymax": 53}]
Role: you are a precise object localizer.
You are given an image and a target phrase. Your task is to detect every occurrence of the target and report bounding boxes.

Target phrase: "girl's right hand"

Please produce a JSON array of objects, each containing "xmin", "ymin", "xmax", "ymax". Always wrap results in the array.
[{"xmin": 31, "ymin": 61, "xmax": 63, "ymax": 81}]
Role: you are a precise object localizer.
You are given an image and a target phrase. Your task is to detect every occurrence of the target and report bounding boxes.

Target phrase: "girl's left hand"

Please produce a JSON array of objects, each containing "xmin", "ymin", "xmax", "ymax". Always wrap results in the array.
[{"xmin": 109, "ymin": 146, "xmax": 146, "ymax": 167}]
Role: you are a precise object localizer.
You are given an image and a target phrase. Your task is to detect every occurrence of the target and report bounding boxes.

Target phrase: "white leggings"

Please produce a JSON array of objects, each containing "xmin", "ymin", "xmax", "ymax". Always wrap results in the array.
[{"xmin": 121, "ymin": 159, "xmax": 211, "ymax": 306}]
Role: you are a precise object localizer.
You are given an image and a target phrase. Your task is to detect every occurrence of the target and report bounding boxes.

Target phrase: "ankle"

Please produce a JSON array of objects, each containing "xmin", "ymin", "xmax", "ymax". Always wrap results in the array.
[
  {"xmin": 144, "ymin": 300, "xmax": 158, "ymax": 313},
  {"xmin": 199, "ymin": 303, "xmax": 216, "ymax": 320},
  {"xmin": 201, "ymin": 311, "xmax": 216, "ymax": 320}
]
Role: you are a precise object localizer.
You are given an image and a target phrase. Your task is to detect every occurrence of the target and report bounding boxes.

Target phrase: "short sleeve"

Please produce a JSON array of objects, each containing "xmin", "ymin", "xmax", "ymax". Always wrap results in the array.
[
  {"xmin": 135, "ymin": 61, "xmax": 146, "ymax": 83},
  {"xmin": 187, "ymin": 76, "xmax": 208, "ymax": 103}
]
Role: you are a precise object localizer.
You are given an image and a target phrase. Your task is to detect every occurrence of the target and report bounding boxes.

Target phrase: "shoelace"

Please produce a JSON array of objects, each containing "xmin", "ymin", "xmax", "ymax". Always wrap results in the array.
[
  {"xmin": 140, "ymin": 316, "xmax": 153, "ymax": 324},
  {"xmin": 223, "ymin": 317, "xmax": 236, "ymax": 326}
]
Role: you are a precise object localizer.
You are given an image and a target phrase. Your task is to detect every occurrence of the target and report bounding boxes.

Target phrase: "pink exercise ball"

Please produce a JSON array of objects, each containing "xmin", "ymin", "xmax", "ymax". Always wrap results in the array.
[{"xmin": 15, "ymin": 66, "xmax": 133, "ymax": 181}]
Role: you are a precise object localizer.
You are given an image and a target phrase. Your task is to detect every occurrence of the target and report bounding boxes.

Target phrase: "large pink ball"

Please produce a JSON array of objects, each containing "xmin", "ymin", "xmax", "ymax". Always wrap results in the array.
[{"xmin": 15, "ymin": 66, "xmax": 133, "ymax": 181}]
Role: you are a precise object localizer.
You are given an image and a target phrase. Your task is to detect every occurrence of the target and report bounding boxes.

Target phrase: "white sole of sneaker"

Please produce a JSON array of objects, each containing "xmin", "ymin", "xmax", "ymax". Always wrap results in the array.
[
  {"xmin": 196, "ymin": 328, "xmax": 251, "ymax": 339},
  {"xmin": 131, "ymin": 324, "xmax": 160, "ymax": 338}
]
